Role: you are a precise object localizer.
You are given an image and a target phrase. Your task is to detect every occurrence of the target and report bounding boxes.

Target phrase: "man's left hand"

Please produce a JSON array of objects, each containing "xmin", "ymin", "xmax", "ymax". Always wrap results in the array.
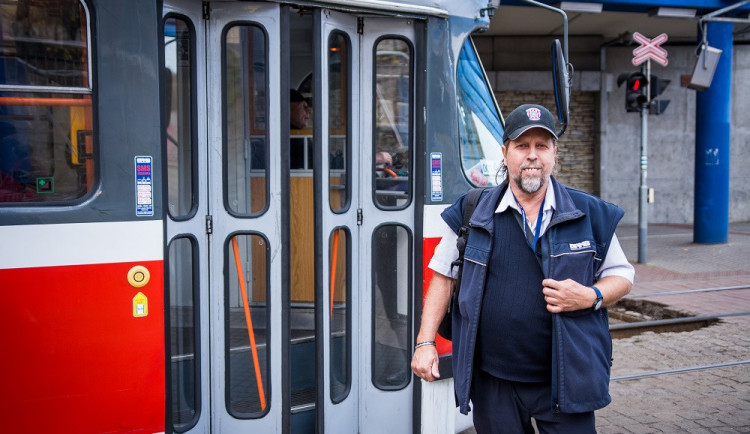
[{"xmin": 541, "ymin": 278, "xmax": 595, "ymax": 313}]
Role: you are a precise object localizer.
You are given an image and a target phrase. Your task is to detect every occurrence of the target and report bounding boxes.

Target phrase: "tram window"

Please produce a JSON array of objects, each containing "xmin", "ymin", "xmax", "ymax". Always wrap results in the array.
[
  {"xmin": 457, "ymin": 37, "xmax": 505, "ymax": 187},
  {"xmin": 0, "ymin": 0, "xmax": 95, "ymax": 203},
  {"xmin": 168, "ymin": 236, "xmax": 200, "ymax": 432},
  {"xmin": 329, "ymin": 228, "xmax": 351, "ymax": 403},
  {"xmin": 373, "ymin": 38, "xmax": 412, "ymax": 209},
  {"xmin": 226, "ymin": 233, "xmax": 270, "ymax": 418},
  {"xmin": 371, "ymin": 224, "xmax": 412, "ymax": 390},
  {"xmin": 224, "ymin": 24, "xmax": 268, "ymax": 216},
  {"xmin": 164, "ymin": 16, "xmax": 197, "ymax": 219},
  {"xmin": 328, "ymin": 32, "xmax": 350, "ymax": 213}
]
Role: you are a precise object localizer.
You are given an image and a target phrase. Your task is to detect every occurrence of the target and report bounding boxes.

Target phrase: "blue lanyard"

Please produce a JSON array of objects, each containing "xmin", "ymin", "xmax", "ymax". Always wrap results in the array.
[{"xmin": 514, "ymin": 195, "xmax": 545, "ymax": 255}]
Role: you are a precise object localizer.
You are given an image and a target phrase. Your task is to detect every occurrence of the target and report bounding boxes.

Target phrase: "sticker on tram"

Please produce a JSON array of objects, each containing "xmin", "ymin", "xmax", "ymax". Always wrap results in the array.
[
  {"xmin": 133, "ymin": 292, "xmax": 149, "ymax": 317},
  {"xmin": 134, "ymin": 156, "xmax": 154, "ymax": 217},
  {"xmin": 430, "ymin": 152, "xmax": 443, "ymax": 201}
]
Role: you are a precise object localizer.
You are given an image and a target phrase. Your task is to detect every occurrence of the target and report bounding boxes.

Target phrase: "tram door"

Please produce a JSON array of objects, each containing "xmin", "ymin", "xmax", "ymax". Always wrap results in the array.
[
  {"xmin": 165, "ymin": 1, "xmax": 283, "ymax": 432},
  {"xmin": 164, "ymin": 1, "xmax": 415, "ymax": 432},
  {"xmin": 288, "ymin": 8, "xmax": 417, "ymax": 433},
  {"xmin": 352, "ymin": 16, "xmax": 416, "ymax": 433}
]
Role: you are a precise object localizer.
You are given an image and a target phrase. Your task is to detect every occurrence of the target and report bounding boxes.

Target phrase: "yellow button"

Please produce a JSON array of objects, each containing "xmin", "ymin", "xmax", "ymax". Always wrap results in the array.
[{"xmin": 127, "ymin": 265, "xmax": 150, "ymax": 288}]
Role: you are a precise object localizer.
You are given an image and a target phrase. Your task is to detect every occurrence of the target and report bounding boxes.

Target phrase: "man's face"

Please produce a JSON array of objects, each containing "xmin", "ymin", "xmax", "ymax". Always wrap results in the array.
[
  {"xmin": 501, "ymin": 128, "xmax": 556, "ymax": 196},
  {"xmin": 291, "ymin": 100, "xmax": 310, "ymax": 129}
]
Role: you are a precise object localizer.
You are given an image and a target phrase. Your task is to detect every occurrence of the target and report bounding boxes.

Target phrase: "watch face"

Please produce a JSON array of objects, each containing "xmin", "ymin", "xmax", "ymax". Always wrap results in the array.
[{"xmin": 594, "ymin": 299, "xmax": 603, "ymax": 310}]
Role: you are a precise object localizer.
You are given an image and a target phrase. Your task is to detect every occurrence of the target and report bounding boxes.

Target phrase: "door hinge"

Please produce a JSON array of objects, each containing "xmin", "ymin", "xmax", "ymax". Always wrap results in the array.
[
  {"xmin": 205, "ymin": 215, "xmax": 213, "ymax": 234},
  {"xmin": 202, "ymin": 1, "xmax": 210, "ymax": 20},
  {"xmin": 357, "ymin": 208, "xmax": 363, "ymax": 226},
  {"xmin": 357, "ymin": 17, "xmax": 364, "ymax": 35}
]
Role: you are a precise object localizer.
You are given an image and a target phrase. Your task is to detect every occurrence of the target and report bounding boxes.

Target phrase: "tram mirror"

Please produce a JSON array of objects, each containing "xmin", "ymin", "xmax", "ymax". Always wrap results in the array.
[{"xmin": 551, "ymin": 39, "xmax": 570, "ymax": 137}]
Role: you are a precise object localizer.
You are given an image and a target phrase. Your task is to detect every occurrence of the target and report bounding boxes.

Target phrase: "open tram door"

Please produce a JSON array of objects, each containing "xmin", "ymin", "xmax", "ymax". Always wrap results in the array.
[
  {"xmin": 163, "ymin": 1, "xmax": 417, "ymax": 432},
  {"xmin": 164, "ymin": 1, "xmax": 284, "ymax": 432},
  {"xmin": 315, "ymin": 10, "xmax": 417, "ymax": 433}
]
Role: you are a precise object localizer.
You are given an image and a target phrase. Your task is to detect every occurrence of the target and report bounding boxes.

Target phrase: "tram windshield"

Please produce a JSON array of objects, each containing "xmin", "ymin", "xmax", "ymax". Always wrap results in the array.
[{"xmin": 457, "ymin": 36, "xmax": 504, "ymax": 187}]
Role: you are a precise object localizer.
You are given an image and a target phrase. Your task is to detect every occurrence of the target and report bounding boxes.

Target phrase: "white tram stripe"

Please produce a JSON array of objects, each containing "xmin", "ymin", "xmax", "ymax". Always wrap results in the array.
[{"xmin": 0, "ymin": 220, "xmax": 163, "ymax": 270}]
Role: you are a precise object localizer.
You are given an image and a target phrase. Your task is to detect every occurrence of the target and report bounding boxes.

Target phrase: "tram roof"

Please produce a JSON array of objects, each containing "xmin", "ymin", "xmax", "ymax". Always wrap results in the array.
[{"xmin": 279, "ymin": 0, "xmax": 503, "ymax": 20}]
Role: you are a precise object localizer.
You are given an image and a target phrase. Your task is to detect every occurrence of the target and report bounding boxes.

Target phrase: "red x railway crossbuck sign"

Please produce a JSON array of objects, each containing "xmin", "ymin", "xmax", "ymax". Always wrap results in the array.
[{"xmin": 632, "ymin": 32, "xmax": 669, "ymax": 66}]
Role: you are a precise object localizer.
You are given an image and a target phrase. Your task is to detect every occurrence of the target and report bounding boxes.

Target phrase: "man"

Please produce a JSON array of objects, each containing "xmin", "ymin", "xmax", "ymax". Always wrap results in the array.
[
  {"xmin": 290, "ymin": 89, "xmax": 310, "ymax": 130},
  {"xmin": 412, "ymin": 104, "xmax": 634, "ymax": 433},
  {"xmin": 290, "ymin": 89, "xmax": 311, "ymax": 169}
]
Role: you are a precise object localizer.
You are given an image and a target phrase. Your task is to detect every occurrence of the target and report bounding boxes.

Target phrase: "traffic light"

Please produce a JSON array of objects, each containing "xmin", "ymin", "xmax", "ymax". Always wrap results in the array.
[
  {"xmin": 648, "ymin": 75, "xmax": 671, "ymax": 115},
  {"xmin": 617, "ymin": 71, "xmax": 648, "ymax": 112}
]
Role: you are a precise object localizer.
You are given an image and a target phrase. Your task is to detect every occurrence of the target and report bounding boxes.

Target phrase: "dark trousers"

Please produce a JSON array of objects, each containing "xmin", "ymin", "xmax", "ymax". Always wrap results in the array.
[{"xmin": 471, "ymin": 369, "xmax": 596, "ymax": 434}]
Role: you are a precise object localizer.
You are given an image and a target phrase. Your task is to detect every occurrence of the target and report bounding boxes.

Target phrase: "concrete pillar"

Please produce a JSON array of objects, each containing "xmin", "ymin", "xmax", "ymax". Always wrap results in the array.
[{"xmin": 694, "ymin": 22, "xmax": 732, "ymax": 244}]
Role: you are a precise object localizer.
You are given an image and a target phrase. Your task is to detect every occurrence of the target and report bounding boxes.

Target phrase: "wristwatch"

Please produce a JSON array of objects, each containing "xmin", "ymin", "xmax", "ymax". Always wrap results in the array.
[{"xmin": 591, "ymin": 286, "xmax": 603, "ymax": 310}]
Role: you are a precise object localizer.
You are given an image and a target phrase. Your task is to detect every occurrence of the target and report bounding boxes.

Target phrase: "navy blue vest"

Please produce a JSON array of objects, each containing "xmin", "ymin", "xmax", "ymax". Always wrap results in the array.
[{"xmin": 476, "ymin": 210, "xmax": 552, "ymax": 383}]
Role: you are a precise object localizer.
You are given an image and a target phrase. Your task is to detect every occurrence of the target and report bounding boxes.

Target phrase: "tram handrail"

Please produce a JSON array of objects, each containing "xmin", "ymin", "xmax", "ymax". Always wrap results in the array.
[
  {"xmin": 231, "ymin": 236, "xmax": 267, "ymax": 411},
  {"xmin": 0, "ymin": 96, "xmax": 91, "ymax": 106},
  {"xmin": 330, "ymin": 230, "xmax": 340, "ymax": 318}
]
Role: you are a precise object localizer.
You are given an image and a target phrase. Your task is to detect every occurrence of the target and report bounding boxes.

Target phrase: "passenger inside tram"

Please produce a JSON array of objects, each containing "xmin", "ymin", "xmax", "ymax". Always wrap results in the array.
[{"xmin": 290, "ymin": 89, "xmax": 312, "ymax": 169}]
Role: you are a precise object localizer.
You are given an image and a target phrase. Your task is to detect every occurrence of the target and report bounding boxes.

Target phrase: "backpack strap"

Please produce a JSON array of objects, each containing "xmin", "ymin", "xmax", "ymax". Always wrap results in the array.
[{"xmin": 450, "ymin": 187, "xmax": 484, "ymax": 299}]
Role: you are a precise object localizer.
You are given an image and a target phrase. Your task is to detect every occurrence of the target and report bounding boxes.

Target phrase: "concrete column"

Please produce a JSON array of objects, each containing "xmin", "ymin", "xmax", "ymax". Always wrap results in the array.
[{"xmin": 694, "ymin": 22, "xmax": 732, "ymax": 244}]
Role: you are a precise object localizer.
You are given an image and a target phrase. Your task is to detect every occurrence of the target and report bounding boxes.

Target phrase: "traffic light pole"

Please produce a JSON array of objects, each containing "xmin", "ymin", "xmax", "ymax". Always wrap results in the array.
[{"xmin": 638, "ymin": 60, "xmax": 650, "ymax": 263}]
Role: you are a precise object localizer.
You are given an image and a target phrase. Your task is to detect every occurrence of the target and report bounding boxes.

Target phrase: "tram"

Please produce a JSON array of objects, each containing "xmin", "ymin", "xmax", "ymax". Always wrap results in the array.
[{"xmin": 0, "ymin": 0, "xmax": 570, "ymax": 432}]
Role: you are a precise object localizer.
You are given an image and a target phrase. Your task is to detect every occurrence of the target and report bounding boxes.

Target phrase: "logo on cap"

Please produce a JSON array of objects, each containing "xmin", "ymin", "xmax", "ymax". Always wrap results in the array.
[{"xmin": 526, "ymin": 107, "xmax": 542, "ymax": 121}]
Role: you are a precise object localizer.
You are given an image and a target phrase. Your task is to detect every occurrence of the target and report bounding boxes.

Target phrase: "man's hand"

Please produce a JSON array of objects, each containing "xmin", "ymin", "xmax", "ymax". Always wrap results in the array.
[
  {"xmin": 411, "ymin": 345, "xmax": 441, "ymax": 382},
  {"xmin": 542, "ymin": 278, "xmax": 595, "ymax": 313}
]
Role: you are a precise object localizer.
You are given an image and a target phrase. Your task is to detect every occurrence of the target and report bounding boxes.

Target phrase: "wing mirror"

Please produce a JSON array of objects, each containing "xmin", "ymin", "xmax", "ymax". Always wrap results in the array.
[{"xmin": 552, "ymin": 39, "xmax": 571, "ymax": 137}]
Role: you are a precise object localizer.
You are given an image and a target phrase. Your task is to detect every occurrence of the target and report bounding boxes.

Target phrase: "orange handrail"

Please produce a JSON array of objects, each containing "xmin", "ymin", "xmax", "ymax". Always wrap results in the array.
[
  {"xmin": 0, "ymin": 96, "xmax": 91, "ymax": 106},
  {"xmin": 376, "ymin": 167, "xmax": 399, "ymax": 178},
  {"xmin": 231, "ymin": 236, "xmax": 267, "ymax": 411},
  {"xmin": 330, "ymin": 230, "xmax": 340, "ymax": 318}
]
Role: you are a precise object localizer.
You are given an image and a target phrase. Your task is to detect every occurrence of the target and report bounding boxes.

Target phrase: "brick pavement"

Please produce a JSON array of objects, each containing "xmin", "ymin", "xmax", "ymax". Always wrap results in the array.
[
  {"xmin": 599, "ymin": 223, "xmax": 750, "ymax": 433},
  {"xmin": 460, "ymin": 223, "xmax": 750, "ymax": 433},
  {"xmin": 617, "ymin": 223, "xmax": 750, "ymax": 325}
]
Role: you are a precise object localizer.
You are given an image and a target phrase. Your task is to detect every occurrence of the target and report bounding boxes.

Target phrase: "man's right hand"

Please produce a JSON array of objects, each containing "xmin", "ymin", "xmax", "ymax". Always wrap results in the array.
[{"xmin": 411, "ymin": 345, "xmax": 441, "ymax": 382}]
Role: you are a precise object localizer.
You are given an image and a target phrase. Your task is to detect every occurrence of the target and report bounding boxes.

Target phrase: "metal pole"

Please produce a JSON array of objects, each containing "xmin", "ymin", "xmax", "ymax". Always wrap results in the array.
[{"xmin": 638, "ymin": 60, "xmax": 650, "ymax": 263}]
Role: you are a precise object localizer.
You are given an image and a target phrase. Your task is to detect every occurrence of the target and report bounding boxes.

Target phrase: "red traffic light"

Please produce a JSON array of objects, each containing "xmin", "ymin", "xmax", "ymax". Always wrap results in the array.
[{"xmin": 617, "ymin": 71, "xmax": 649, "ymax": 112}]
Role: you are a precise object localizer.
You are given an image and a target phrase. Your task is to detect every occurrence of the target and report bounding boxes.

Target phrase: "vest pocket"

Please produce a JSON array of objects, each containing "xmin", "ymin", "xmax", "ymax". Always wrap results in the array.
[{"xmin": 549, "ymin": 240, "xmax": 598, "ymax": 287}]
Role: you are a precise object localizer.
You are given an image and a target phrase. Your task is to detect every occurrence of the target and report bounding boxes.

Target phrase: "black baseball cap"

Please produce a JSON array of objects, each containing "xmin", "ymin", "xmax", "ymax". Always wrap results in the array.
[
  {"xmin": 290, "ymin": 89, "xmax": 305, "ymax": 103},
  {"xmin": 502, "ymin": 104, "xmax": 558, "ymax": 142}
]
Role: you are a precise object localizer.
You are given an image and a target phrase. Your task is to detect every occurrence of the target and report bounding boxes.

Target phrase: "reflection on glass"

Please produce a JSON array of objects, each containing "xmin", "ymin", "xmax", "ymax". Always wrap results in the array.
[
  {"xmin": 328, "ymin": 32, "xmax": 349, "ymax": 212},
  {"xmin": 0, "ymin": 0, "xmax": 89, "ymax": 88},
  {"xmin": 457, "ymin": 37, "xmax": 505, "ymax": 187},
  {"xmin": 169, "ymin": 237, "xmax": 199, "ymax": 431},
  {"xmin": 372, "ymin": 225, "xmax": 411, "ymax": 390},
  {"xmin": 329, "ymin": 228, "xmax": 350, "ymax": 403},
  {"xmin": 0, "ymin": 0, "xmax": 94, "ymax": 203},
  {"xmin": 373, "ymin": 38, "xmax": 411, "ymax": 208},
  {"xmin": 224, "ymin": 25, "xmax": 267, "ymax": 215},
  {"xmin": 164, "ymin": 16, "xmax": 195, "ymax": 218},
  {"xmin": 226, "ymin": 234, "xmax": 269, "ymax": 418}
]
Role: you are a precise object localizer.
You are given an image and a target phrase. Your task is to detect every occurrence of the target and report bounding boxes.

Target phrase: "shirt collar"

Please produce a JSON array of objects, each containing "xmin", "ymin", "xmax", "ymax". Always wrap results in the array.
[{"xmin": 496, "ymin": 178, "xmax": 557, "ymax": 215}]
